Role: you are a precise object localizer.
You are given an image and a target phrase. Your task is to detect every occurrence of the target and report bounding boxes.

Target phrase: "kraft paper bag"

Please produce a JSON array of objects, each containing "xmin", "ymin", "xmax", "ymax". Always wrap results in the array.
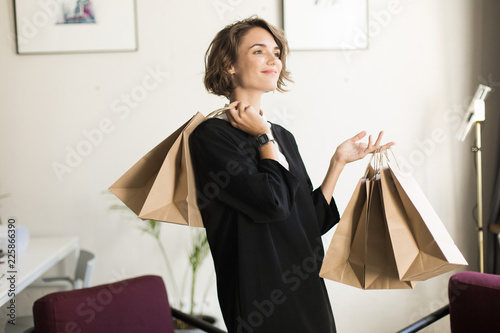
[
  {"xmin": 319, "ymin": 165, "xmax": 415, "ymax": 290},
  {"xmin": 380, "ymin": 163, "xmax": 468, "ymax": 281},
  {"xmin": 320, "ymin": 151, "xmax": 466, "ymax": 290},
  {"xmin": 109, "ymin": 108, "xmax": 229, "ymax": 227},
  {"xmin": 318, "ymin": 175, "xmax": 369, "ymax": 289},
  {"xmin": 364, "ymin": 177, "xmax": 416, "ymax": 289}
]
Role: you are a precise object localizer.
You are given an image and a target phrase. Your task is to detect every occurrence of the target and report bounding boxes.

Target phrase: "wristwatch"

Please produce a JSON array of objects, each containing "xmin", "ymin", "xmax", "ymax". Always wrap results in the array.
[{"xmin": 256, "ymin": 132, "xmax": 276, "ymax": 147}]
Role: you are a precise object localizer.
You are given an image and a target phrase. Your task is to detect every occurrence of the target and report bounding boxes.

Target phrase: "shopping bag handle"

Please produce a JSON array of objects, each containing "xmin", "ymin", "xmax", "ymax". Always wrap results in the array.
[
  {"xmin": 206, "ymin": 106, "xmax": 233, "ymax": 119},
  {"xmin": 366, "ymin": 149, "xmax": 384, "ymax": 177},
  {"xmin": 384, "ymin": 148, "xmax": 402, "ymax": 172},
  {"xmin": 205, "ymin": 105, "xmax": 269, "ymax": 120},
  {"xmin": 367, "ymin": 148, "xmax": 402, "ymax": 177}
]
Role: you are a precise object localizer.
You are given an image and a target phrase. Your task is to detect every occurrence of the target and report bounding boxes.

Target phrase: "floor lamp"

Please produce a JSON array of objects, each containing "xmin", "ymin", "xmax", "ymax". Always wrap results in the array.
[{"xmin": 457, "ymin": 84, "xmax": 492, "ymax": 273}]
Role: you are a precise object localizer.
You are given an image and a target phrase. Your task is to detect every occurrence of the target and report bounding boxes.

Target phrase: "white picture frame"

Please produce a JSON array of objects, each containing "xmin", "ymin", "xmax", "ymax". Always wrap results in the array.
[
  {"xmin": 14, "ymin": 0, "xmax": 138, "ymax": 55},
  {"xmin": 283, "ymin": 0, "xmax": 368, "ymax": 51}
]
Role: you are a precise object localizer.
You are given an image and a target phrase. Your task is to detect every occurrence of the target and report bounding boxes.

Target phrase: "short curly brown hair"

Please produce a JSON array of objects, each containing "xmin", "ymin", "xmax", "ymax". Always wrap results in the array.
[{"xmin": 204, "ymin": 17, "xmax": 292, "ymax": 98}]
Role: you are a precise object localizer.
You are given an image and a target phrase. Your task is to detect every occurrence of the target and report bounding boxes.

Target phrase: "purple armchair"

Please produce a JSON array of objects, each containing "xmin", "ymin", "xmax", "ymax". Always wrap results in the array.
[
  {"xmin": 398, "ymin": 271, "xmax": 500, "ymax": 333},
  {"xmin": 31, "ymin": 275, "xmax": 225, "ymax": 333},
  {"xmin": 448, "ymin": 271, "xmax": 500, "ymax": 333}
]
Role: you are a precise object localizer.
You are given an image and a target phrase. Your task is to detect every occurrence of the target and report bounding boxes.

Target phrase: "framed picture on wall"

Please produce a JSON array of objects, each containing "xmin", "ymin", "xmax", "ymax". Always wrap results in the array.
[
  {"xmin": 283, "ymin": 0, "xmax": 368, "ymax": 51},
  {"xmin": 13, "ymin": 0, "xmax": 138, "ymax": 55}
]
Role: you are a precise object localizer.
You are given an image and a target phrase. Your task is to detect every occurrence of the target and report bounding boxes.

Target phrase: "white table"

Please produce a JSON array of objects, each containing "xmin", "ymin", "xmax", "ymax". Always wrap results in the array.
[{"xmin": 0, "ymin": 236, "xmax": 79, "ymax": 306}]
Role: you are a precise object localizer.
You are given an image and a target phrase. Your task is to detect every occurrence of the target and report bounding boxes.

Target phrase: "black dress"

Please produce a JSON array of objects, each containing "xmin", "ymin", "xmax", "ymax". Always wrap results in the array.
[{"xmin": 190, "ymin": 118, "xmax": 340, "ymax": 333}]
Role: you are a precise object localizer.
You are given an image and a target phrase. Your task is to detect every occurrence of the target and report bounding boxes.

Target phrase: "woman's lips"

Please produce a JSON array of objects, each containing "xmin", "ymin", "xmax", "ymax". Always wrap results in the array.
[{"xmin": 261, "ymin": 69, "xmax": 278, "ymax": 75}]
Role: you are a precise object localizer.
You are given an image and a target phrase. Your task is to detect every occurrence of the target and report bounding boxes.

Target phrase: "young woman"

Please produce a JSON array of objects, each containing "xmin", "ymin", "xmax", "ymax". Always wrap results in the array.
[{"xmin": 190, "ymin": 17, "xmax": 393, "ymax": 333}]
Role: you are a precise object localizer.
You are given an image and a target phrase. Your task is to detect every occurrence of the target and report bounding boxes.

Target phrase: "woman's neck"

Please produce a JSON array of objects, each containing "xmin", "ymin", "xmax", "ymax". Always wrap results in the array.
[{"xmin": 229, "ymin": 89, "xmax": 263, "ymax": 114}]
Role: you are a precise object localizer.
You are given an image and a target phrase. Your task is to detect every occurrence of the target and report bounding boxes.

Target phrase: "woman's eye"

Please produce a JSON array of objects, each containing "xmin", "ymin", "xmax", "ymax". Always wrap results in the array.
[
  {"xmin": 253, "ymin": 50, "xmax": 262, "ymax": 54},
  {"xmin": 274, "ymin": 52, "xmax": 280, "ymax": 57}
]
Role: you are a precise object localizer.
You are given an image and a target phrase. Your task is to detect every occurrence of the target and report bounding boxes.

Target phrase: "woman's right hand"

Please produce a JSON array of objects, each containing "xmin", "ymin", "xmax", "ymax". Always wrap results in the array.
[
  {"xmin": 332, "ymin": 131, "xmax": 395, "ymax": 166},
  {"xmin": 226, "ymin": 101, "xmax": 271, "ymax": 138}
]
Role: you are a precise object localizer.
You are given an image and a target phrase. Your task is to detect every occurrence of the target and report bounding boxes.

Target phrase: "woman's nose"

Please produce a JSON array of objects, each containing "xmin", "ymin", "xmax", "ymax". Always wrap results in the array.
[{"xmin": 266, "ymin": 51, "xmax": 275, "ymax": 64}]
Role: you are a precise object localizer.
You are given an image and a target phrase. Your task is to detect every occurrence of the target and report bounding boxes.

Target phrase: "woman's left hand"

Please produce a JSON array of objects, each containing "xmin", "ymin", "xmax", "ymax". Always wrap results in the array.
[
  {"xmin": 332, "ymin": 131, "xmax": 395, "ymax": 166},
  {"xmin": 226, "ymin": 101, "xmax": 270, "ymax": 138}
]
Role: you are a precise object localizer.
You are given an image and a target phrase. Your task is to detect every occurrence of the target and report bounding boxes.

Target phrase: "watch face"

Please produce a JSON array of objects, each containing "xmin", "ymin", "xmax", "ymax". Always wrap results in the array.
[{"xmin": 257, "ymin": 134, "xmax": 269, "ymax": 145}]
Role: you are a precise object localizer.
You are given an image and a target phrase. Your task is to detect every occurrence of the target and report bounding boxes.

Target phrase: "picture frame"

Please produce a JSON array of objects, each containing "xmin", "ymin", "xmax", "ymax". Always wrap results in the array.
[
  {"xmin": 13, "ymin": 0, "xmax": 138, "ymax": 55},
  {"xmin": 283, "ymin": 0, "xmax": 368, "ymax": 51}
]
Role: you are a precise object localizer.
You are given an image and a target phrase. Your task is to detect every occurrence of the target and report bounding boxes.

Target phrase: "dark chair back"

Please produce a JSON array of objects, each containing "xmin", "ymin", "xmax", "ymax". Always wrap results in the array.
[
  {"xmin": 33, "ymin": 275, "xmax": 174, "ymax": 333},
  {"xmin": 449, "ymin": 271, "xmax": 500, "ymax": 333}
]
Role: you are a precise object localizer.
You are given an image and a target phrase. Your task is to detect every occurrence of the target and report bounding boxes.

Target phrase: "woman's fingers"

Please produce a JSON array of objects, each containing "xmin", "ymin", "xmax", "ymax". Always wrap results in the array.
[
  {"xmin": 225, "ymin": 101, "xmax": 268, "ymax": 136},
  {"xmin": 373, "ymin": 131, "xmax": 384, "ymax": 149},
  {"xmin": 351, "ymin": 131, "xmax": 367, "ymax": 142},
  {"xmin": 226, "ymin": 112, "xmax": 237, "ymax": 128},
  {"xmin": 373, "ymin": 131, "xmax": 396, "ymax": 151},
  {"xmin": 226, "ymin": 103, "xmax": 241, "ymax": 128},
  {"xmin": 228, "ymin": 101, "xmax": 248, "ymax": 121},
  {"xmin": 381, "ymin": 141, "xmax": 395, "ymax": 150},
  {"xmin": 237, "ymin": 102, "xmax": 246, "ymax": 117},
  {"xmin": 353, "ymin": 130, "xmax": 394, "ymax": 155},
  {"xmin": 235, "ymin": 102, "xmax": 252, "ymax": 118},
  {"xmin": 366, "ymin": 131, "xmax": 393, "ymax": 153}
]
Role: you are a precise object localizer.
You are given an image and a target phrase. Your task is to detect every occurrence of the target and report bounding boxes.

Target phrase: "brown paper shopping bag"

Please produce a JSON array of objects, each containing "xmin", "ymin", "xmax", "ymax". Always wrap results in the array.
[
  {"xmin": 380, "ymin": 162, "xmax": 468, "ymax": 281},
  {"xmin": 319, "ymin": 165, "xmax": 415, "ymax": 289},
  {"xmin": 320, "ymin": 151, "xmax": 467, "ymax": 289},
  {"xmin": 108, "ymin": 108, "xmax": 229, "ymax": 227},
  {"xmin": 364, "ymin": 177, "xmax": 417, "ymax": 289},
  {"xmin": 318, "ymin": 175, "xmax": 369, "ymax": 289}
]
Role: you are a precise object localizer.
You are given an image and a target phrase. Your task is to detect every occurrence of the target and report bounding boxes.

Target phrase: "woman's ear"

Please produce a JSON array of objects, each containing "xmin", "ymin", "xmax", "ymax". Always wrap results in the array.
[{"xmin": 227, "ymin": 64, "xmax": 236, "ymax": 75}]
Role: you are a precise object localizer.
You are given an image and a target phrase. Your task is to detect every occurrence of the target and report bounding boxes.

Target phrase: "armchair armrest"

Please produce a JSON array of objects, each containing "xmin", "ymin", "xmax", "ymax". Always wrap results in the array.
[
  {"xmin": 171, "ymin": 308, "xmax": 226, "ymax": 333},
  {"xmin": 396, "ymin": 305, "xmax": 449, "ymax": 333}
]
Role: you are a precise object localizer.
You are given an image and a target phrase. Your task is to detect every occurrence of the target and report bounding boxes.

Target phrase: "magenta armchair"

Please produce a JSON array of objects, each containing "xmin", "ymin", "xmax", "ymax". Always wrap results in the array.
[
  {"xmin": 398, "ymin": 271, "xmax": 500, "ymax": 333},
  {"xmin": 448, "ymin": 271, "xmax": 500, "ymax": 333},
  {"xmin": 31, "ymin": 275, "xmax": 225, "ymax": 333}
]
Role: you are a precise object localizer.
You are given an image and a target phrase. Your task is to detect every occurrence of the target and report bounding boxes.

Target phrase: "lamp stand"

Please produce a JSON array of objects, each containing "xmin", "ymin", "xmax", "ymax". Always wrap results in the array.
[
  {"xmin": 458, "ymin": 84, "xmax": 491, "ymax": 273},
  {"xmin": 473, "ymin": 122, "xmax": 484, "ymax": 273}
]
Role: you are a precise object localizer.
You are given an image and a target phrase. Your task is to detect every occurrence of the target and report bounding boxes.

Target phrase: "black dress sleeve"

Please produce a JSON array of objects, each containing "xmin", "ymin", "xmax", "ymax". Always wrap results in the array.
[
  {"xmin": 190, "ymin": 119, "xmax": 301, "ymax": 223},
  {"xmin": 279, "ymin": 124, "xmax": 340, "ymax": 235},
  {"xmin": 311, "ymin": 188, "xmax": 341, "ymax": 235}
]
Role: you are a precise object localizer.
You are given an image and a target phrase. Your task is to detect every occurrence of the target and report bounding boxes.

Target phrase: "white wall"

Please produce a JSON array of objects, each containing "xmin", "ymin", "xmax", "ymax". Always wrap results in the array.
[{"xmin": 0, "ymin": 0, "xmax": 492, "ymax": 332}]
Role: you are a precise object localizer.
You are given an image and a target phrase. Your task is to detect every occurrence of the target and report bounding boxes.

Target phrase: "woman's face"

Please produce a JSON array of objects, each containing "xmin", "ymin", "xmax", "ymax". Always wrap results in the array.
[{"xmin": 228, "ymin": 27, "xmax": 282, "ymax": 94}]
